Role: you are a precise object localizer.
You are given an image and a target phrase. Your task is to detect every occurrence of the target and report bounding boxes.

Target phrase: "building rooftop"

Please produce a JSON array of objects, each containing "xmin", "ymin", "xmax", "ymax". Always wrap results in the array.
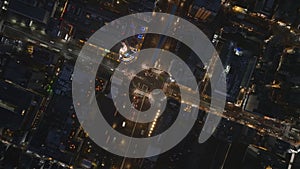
[
  {"xmin": 8, "ymin": 0, "xmax": 49, "ymax": 23},
  {"xmin": 0, "ymin": 80, "xmax": 35, "ymax": 130},
  {"xmin": 194, "ymin": 0, "xmax": 221, "ymax": 13}
]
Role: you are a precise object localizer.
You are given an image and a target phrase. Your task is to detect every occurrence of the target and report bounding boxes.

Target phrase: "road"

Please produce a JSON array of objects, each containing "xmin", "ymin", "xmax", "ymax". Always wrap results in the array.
[{"xmin": 108, "ymin": 60, "xmax": 300, "ymax": 148}]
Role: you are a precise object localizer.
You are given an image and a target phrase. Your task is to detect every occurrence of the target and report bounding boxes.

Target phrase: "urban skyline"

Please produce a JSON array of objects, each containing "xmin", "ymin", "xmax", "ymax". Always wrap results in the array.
[{"xmin": 0, "ymin": 0, "xmax": 299, "ymax": 169}]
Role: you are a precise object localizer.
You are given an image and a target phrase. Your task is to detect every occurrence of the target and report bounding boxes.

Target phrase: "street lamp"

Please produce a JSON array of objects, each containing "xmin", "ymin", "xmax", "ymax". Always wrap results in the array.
[{"xmin": 287, "ymin": 147, "xmax": 300, "ymax": 169}]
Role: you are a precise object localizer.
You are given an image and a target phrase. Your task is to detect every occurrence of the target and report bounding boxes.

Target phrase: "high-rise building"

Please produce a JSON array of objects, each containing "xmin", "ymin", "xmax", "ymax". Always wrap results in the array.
[{"xmin": 187, "ymin": 0, "xmax": 221, "ymax": 22}]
